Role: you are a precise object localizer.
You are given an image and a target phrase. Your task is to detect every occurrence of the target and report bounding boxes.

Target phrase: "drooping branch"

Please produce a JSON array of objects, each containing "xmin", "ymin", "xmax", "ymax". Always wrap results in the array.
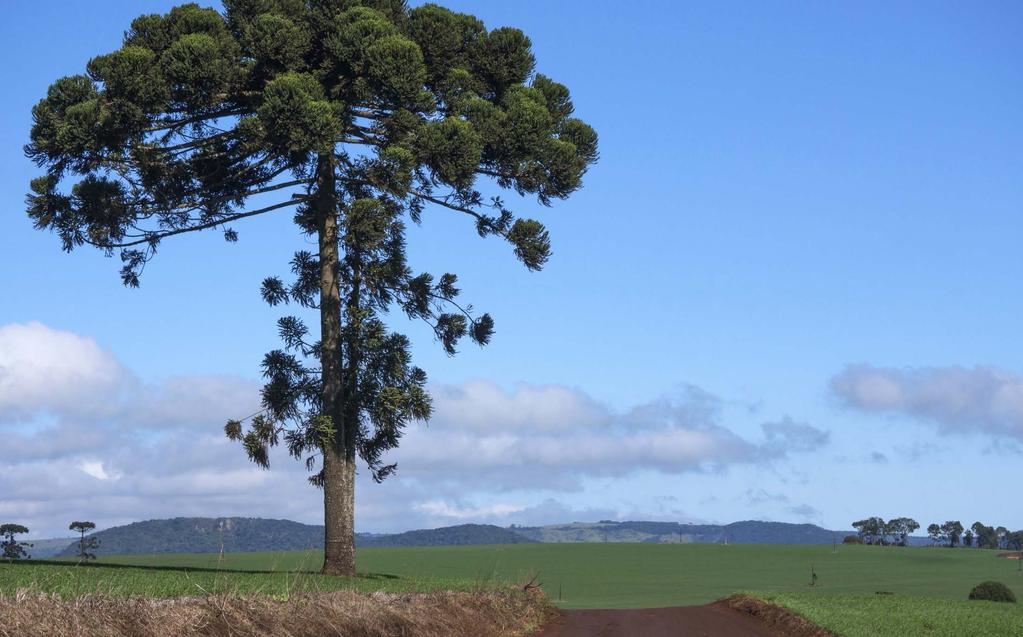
[
  {"xmin": 134, "ymin": 176, "xmax": 311, "ymax": 216},
  {"xmin": 409, "ymin": 189, "xmax": 486, "ymax": 223},
  {"xmin": 85, "ymin": 196, "xmax": 308, "ymax": 249},
  {"xmin": 408, "ymin": 189, "xmax": 550, "ymax": 270}
]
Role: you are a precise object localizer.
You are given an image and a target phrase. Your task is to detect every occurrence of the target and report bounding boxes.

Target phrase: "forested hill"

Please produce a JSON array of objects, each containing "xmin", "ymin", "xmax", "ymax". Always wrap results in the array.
[
  {"xmin": 51, "ymin": 517, "xmax": 866, "ymax": 556},
  {"xmin": 55, "ymin": 517, "xmax": 323, "ymax": 557},
  {"xmin": 511, "ymin": 520, "xmax": 857, "ymax": 544},
  {"xmin": 54, "ymin": 518, "xmax": 534, "ymax": 556}
]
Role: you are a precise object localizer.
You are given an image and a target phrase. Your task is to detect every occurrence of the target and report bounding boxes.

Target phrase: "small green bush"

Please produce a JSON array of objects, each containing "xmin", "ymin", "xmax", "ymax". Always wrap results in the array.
[
  {"xmin": 968, "ymin": 581, "xmax": 1017, "ymax": 603},
  {"xmin": 842, "ymin": 535, "xmax": 864, "ymax": 545}
]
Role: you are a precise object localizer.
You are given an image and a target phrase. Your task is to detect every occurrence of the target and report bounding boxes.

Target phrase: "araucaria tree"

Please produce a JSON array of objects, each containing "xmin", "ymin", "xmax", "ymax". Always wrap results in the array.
[
  {"xmin": 26, "ymin": 2, "xmax": 597, "ymax": 576},
  {"xmin": 0, "ymin": 524, "xmax": 32, "ymax": 560},
  {"xmin": 69, "ymin": 521, "xmax": 100, "ymax": 559}
]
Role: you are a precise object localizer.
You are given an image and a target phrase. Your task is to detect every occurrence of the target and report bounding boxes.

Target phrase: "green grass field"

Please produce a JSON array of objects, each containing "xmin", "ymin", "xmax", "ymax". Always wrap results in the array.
[
  {"xmin": 67, "ymin": 543, "xmax": 1023, "ymax": 608},
  {"xmin": 756, "ymin": 592, "xmax": 1023, "ymax": 637},
  {"xmin": 5, "ymin": 543, "xmax": 1023, "ymax": 635}
]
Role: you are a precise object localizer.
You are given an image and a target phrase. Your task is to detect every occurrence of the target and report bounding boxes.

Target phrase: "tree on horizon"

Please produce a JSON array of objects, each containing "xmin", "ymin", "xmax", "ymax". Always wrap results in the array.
[
  {"xmin": 940, "ymin": 520, "xmax": 964, "ymax": 548},
  {"xmin": 25, "ymin": 1, "xmax": 596, "ymax": 576},
  {"xmin": 69, "ymin": 521, "xmax": 100, "ymax": 560},
  {"xmin": 0, "ymin": 524, "xmax": 32, "ymax": 560},
  {"xmin": 851, "ymin": 516, "xmax": 885, "ymax": 545}
]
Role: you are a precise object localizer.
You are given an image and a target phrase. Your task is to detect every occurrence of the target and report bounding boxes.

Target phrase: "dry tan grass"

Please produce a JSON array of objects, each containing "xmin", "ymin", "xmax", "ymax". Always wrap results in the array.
[{"xmin": 0, "ymin": 589, "xmax": 554, "ymax": 637}]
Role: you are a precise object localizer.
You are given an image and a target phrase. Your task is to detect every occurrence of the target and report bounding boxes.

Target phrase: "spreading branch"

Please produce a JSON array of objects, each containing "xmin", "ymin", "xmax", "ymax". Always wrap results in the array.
[{"xmin": 86, "ymin": 196, "xmax": 308, "ymax": 249}]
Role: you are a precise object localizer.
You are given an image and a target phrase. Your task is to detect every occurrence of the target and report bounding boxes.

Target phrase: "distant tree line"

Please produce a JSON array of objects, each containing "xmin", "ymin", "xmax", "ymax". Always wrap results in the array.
[
  {"xmin": 925, "ymin": 521, "xmax": 1023, "ymax": 550},
  {"xmin": 847, "ymin": 516, "xmax": 1023, "ymax": 549},
  {"xmin": 848, "ymin": 516, "xmax": 920, "ymax": 546}
]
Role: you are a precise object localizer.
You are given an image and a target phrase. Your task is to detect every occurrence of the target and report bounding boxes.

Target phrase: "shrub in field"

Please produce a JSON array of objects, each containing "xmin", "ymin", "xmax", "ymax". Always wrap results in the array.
[
  {"xmin": 842, "ymin": 535, "xmax": 863, "ymax": 545},
  {"xmin": 968, "ymin": 581, "xmax": 1016, "ymax": 603}
]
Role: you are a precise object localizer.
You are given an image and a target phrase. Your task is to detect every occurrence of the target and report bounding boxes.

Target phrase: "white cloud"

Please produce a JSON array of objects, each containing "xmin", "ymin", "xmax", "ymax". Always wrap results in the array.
[
  {"xmin": 0, "ymin": 322, "xmax": 827, "ymax": 537},
  {"xmin": 832, "ymin": 364, "xmax": 1023, "ymax": 441},
  {"xmin": 122, "ymin": 375, "xmax": 262, "ymax": 429},
  {"xmin": 77, "ymin": 460, "xmax": 120, "ymax": 481},
  {"xmin": 414, "ymin": 501, "xmax": 526, "ymax": 520},
  {"xmin": 0, "ymin": 322, "xmax": 124, "ymax": 421},
  {"xmin": 0, "ymin": 321, "xmax": 261, "ymax": 431},
  {"xmin": 392, "ymin": 382, "xmax": 819, "ymax": 491},
  {"xmin": 431, "ymin": 381, "xmax": 610, "ymax": 432}
]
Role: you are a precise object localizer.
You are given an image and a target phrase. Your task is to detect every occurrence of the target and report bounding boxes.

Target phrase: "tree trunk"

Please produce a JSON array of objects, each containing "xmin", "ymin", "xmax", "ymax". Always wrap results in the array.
[
  {"xmin": 316, "ymin": 153, "xmax": 357, "ymax": 577},
  {"xmin": 322, "ymin": 447, "xmax": 356, "ymax": 576}
]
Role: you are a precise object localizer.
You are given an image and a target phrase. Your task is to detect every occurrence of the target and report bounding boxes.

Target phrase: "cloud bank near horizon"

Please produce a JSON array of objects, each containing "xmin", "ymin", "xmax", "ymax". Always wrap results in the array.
[
  {"xmin": 831, "ymin": 364, "xmax": 1023, "ymax": 441},
  {"xmin": 0, "ymin": 322, "xmax": 828, "ymax": 536}
]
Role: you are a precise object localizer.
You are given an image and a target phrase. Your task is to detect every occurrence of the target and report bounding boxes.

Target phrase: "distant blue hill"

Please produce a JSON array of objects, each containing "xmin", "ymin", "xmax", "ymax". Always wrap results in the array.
[
  {"xmin": 23, "ymin": 537, "xmax": 77, "ymax": 559},
  {"xmin": 53, "ymin": 518, "xmax": 534, "ymax": 557},
  {"xmin": 44, "ymin": 516, "xmax": 927, "ymax": 557}
]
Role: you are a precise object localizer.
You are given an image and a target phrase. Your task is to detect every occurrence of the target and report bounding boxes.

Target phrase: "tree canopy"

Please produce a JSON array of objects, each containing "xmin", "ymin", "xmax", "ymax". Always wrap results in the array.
[
  {"xmin": 70, "ymin": 521, "xmax": 100, "ymax": 560},
  {"xmin": 27, "ymin": 2, "xmax": 595, "ymax": 284},
  {"xmin": 0, "ymin": 524, "xmax": 32, "ymax": 560},
  {"xmin": 26, "ymin": 1, "xmax": 597, "ymax": 576}
]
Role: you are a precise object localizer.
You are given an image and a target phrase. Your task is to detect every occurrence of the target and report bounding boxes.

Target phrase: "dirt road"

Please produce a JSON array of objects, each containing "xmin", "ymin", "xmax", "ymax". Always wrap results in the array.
[{"xmin": 535, "ymin": 600, "xmax": 799, "ymax": 637}]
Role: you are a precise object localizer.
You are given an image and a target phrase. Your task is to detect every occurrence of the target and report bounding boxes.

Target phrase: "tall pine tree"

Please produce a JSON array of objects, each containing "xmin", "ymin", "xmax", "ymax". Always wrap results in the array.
[{"xmin": 26, "ymin": 1, "xmax": 597, "ymax": 576}]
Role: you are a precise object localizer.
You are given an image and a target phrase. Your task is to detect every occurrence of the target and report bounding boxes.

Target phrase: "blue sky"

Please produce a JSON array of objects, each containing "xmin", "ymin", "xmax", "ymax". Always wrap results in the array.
[{"xmin": 2, "ymin": 1, "xmax": 1022, "ymax": 538}]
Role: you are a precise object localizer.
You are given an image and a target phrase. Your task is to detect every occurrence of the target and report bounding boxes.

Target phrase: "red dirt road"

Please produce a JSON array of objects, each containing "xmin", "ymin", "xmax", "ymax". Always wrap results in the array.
[{"xmin": 535, "ymin": 602, "xmax": 788, "ymax": 637}]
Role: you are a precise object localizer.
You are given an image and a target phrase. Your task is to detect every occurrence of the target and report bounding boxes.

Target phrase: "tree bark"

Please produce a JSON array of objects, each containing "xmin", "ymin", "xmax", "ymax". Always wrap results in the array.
[{"xmin": 316, "ymin": 153, "xmax": 357, "ymax": 577}]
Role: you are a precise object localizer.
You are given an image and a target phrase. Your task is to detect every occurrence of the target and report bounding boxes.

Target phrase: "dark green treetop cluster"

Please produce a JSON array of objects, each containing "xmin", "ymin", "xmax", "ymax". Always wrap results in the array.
[{"xmin": 27, "ymin": 1, "xmax": 597, "ymax": 484}]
